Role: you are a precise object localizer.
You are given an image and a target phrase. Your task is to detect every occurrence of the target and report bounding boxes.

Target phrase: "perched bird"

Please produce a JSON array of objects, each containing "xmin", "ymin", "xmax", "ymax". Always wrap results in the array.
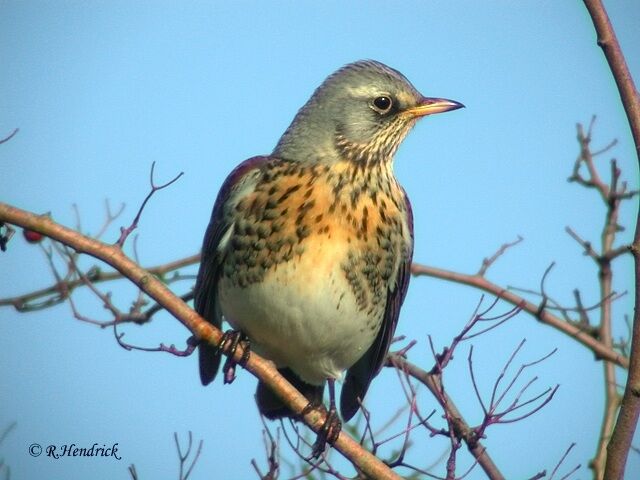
[{"xmin": 195, "ymin": 59, "xmax": 462, "ymax": 451}]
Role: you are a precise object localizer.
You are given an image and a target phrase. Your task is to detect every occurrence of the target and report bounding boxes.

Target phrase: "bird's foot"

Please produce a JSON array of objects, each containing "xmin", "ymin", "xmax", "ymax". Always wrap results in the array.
[
  {"xmin": 218, "ymin": 330, "xmax": 250, "ymax": 384},
  {"xmin": 302, "ymin": 401, "xmax": 341, "ymax": 459}
]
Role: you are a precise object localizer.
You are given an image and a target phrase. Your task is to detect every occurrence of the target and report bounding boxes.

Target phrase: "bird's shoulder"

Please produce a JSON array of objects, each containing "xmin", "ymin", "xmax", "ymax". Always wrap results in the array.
[
  {"xmin": 199, "ymin": 156, "xmax": 269, "ymax": 257},
  {"xmin": 217, "ymin": 155, "xmax": 272, "ymax": 204}
]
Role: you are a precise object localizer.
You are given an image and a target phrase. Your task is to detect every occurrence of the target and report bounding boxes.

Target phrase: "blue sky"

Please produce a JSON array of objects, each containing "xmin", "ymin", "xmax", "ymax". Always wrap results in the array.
[{"xmin": 1, "ymin": 1, "xmax": 639, "ymax": 478}]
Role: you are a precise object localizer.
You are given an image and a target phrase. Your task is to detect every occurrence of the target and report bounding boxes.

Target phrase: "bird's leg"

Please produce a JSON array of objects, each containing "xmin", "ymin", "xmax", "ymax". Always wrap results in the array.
[
  {"xmin": 218, "ymin": 329, "xmax": 251, "ymax": 384},
  {"xmin": 308, "ymin": 379, "xmax": 341, "ymax": 458}
]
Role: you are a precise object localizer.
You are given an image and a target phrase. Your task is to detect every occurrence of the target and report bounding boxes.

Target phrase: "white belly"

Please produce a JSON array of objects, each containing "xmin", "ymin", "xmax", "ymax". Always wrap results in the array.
[{"xmin": 218, "ymin": 247, "xmax": 382, "ymax": 385}]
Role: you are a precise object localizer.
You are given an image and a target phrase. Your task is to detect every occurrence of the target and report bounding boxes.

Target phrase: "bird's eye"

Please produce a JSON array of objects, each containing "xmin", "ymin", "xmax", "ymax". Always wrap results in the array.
[{"xmin": 372, "ymin": 95, "xmax": 393, "ymax": 113}]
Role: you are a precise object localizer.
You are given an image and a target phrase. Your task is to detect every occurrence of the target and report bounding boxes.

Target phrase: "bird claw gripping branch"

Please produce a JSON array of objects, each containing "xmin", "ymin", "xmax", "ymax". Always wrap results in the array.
[{"xmin": 217, "ymin": 330, "xmax": 250, "ymax": 384}]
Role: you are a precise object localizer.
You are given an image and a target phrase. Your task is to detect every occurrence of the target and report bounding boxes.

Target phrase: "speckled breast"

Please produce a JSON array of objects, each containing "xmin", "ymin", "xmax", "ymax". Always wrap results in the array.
[{"xmin": 216, "ymin": 157, "xmax": 411, "ymax": 382}]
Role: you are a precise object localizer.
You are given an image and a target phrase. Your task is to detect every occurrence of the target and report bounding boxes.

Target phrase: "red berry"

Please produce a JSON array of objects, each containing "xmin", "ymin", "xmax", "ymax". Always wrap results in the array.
[{"xmin": 23, "ymin": 229, "xmax": 44, "ymax": 243}]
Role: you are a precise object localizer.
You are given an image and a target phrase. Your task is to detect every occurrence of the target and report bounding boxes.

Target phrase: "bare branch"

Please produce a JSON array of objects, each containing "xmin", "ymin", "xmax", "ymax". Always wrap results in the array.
[
  {"xmin": 387, "ymin": 353, "xmax": 506, "ymax": 480},
  {"xmin": 567, "ymin": 114, "xmax": 635, "ymax": 479},
  {"xmin": 116, "ymin": 162, "xmax": 184, "ymax": 248},
  {"xmin": 549, "ymin": 443, "xmax": 579, "ymax": 480},
  {"xmin": 0, "ymin": 253, "xmax": 200, "ymax": 311},
  {"xmin": 0, "ymin": 128, "xmax": 19, "ymax": 145},
  {"xmin": 468, "ymin": 339, "xmax": 558, "ymax": 439},
  {"xmin": 582, "ymin": 3, "xmax": 640, "ymax": 156},
  {"xmin": 565, "ymin": 227, "xmax": 599, "ymax": 261},
  {"xmin": 411, "ymin": 263, "xmax": 628, "ymax": 369},
  {"xmin": 0, "ymin": 202, "xmax": 401, "ymax": 480},
  {"xmin": 0, "ymin": 422, "xmax": 16, "ymax": 447},
  {"xmin": 574, "ymin": 16, "xmax": 640, "ymax": 475},
  {"xmin": 174, "ymin": 431, "xmax": 203, "ymax": 480},
  {"xmin": 477, "ymin": 236, "xmax": 523, "ymax": 277},
  {"xmin": 467, "ymin": 346, "xmax": 488, "ymax": 415},
  {"xmin": 252, "ymin": 416, "xmax": 280, "ymax": 480},
  {"xmin": 95, "ymin": 199, "xmax": 126, "ymax": 240}
]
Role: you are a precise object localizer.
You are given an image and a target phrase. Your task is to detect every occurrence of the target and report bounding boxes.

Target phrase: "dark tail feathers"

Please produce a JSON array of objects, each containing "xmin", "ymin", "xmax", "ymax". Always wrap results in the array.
[
  {"xmin": 199, "ymin": 343, "xmax": 221, "ymax": 386},
  {"xmin": 256, "ymin": 368, "xmax": 324, "ymax": 419}
]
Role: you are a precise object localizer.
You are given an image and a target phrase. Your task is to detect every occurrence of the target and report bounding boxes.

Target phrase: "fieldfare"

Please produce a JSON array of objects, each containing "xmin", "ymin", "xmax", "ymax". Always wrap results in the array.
[{"xmin": 195, "ymin": 59, "xmax": 462, "ymax": 452}]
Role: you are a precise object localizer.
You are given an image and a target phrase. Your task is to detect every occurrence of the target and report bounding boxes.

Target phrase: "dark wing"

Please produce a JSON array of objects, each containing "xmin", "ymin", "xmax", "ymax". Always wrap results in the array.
[
  {"xmin": 195, "ymin": 155, "xmax": 269, "ymax": 385},
  {"xmin": 340, "ymin": 189, "xmax": 414, "ymax": 420}
]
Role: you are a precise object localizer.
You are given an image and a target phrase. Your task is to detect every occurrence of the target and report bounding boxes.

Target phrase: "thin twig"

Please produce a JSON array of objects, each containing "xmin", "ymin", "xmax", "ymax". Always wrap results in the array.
[
  {"xmin": 387, "ymin": 353, "xmax": 506, "ymax": 480},
  {"xmin": 0, "ymin": 128, "xmax": 19, "ymax": 145},
  {"xmin": 549, "ymin": 443, "xmax": 579, "ymax": 480},
  {"xmin": 477, "ymin": 236, "xmax": 524, "ymax": 277},
  {"xmin": 0, "ymin": 253, "xmax": 200, "ymax": 311},
  {"xmin": 174, "ymin": 431, "xmax": 203, "ymax": 480},
  {"xmin": 411, "ymin": 262, "xmax": 629, "ymax": 369},
  {"xmin": 95, "ymin": 199, "xmax": 126, "ymax": 240},
  {"xmin": 0, "ymin": 422, "xmax": 16, "ymax": 446},
  {"xmin": 116, "ymin": 162, "xmax": 184, "ymax": 247}
]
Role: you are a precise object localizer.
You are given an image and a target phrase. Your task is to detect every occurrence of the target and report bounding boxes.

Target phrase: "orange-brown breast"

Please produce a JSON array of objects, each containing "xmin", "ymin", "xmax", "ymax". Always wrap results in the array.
[{"xmin": 222, "ymin": 158, "xmax": 411, "ymax": 314}]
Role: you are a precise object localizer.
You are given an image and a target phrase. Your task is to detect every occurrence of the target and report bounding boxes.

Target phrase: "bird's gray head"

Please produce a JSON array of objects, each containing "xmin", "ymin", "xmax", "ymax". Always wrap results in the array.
[{"xmin": 273, "ymin": 60, "xmax": 463, "ymax": 165}]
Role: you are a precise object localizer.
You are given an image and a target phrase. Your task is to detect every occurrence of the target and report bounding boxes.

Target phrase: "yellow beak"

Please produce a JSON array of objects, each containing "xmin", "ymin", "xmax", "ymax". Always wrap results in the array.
[{"xmin": 404, "ymin": 97, "xmax": 465, "ymax": 118}]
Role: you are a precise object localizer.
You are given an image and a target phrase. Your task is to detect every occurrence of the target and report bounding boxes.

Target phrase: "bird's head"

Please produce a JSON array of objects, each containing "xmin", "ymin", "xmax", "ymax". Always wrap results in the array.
[{"xmin": 273, "ymin": 60, "xmax": 463, "ymax": 165}]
